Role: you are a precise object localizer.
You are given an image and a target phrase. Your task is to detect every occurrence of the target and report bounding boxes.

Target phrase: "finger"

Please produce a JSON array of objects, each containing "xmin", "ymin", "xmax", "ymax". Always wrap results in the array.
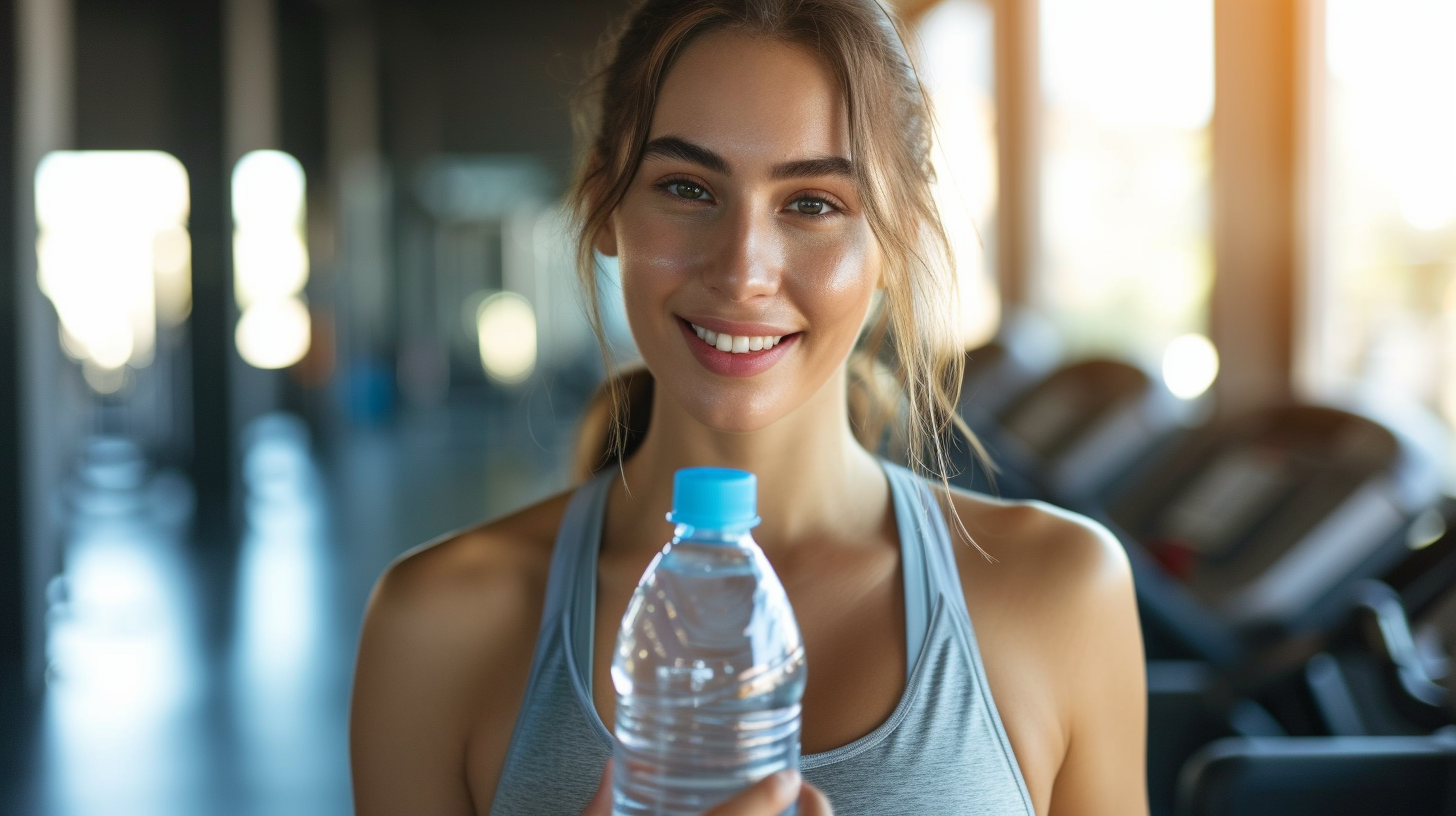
[
  {"xmin": 798, "ymin": 781, "xmax": 833, "ymax": 816},
  {"xmin": 702, "ymin": 770, "xmax": 801, "ymax": 816},
  {"xmin": 581, "ymin": 759, "xmax": 613, "ymax": 816}
]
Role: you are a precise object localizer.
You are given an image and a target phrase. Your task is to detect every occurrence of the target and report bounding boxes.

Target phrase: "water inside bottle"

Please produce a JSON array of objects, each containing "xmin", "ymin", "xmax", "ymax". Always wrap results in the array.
[{"xmin": 612, "ymin": 539, "xmax": 806, "ymax": 816}]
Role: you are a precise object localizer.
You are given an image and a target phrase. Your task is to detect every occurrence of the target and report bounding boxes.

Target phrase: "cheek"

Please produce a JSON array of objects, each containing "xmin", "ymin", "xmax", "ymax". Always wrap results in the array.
[
  {"xmin": 615, "ymin": 192, "xmax": 708, "ymax": 275},
  {"xmin": 616, "ymin": 212, "xmax": 703, "ymax": 315},
  {"xmin": 785, "ymin": 226, "xmax": 880, "ymax": 334}
]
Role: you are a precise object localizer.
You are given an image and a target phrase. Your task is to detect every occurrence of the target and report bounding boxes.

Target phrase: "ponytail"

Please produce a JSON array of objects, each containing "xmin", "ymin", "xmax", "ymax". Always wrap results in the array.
[{"xmin": 572, "ymin": 366, "xmax": 654, "ymax": 483}]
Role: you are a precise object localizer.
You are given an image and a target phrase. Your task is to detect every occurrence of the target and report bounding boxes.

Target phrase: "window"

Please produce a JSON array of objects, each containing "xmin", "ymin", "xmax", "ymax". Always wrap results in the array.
[
  {"xmin": 233, "ymin": 150, "xmax": 312, "ymax": 370},
  {"xmin": 35, "ymin": 151, "xmax": 191, "ymax": 394},
  {"xmin": 916, "ymin": 0, "xmax": 1000, "ymax": 349},
  {"xmin": 1038, "ymin": 0, "xmax": 1215, "ymax": 368},
  {"xmin": 1309, "ymin": 1, "xmax": 1456, "ymax": 441}
]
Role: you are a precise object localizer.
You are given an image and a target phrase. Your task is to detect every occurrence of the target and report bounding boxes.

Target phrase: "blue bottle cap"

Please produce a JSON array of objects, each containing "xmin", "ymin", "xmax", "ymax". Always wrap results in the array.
[{"xmin": 667, "ymin": 467, "xmax": 761, "ymax": 531}]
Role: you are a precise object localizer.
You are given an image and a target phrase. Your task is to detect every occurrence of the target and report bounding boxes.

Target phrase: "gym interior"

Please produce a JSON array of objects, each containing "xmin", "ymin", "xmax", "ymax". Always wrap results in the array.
[{"xmin": 1, "ymin": 1, "xmax": 1455, "ymax": 814}]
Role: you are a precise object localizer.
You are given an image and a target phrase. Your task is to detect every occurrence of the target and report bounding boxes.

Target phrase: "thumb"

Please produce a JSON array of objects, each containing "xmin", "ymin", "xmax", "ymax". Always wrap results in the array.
[{"xmin": 799, "ymin": 779, "xmax": 834, "ymax": 816}]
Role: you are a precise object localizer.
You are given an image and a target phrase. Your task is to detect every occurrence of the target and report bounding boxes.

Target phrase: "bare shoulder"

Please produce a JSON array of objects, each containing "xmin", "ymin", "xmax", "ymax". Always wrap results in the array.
[
  {"xmin": 350, "ymin": 487, "xmax": 578, "ymax": 816},
  {"xmin": 939, "ymin": 486, "xmax": 1133, "ymax": 612},
  {"xmin": 937, "ymin": 485, "xmax": 1140, "ymax": 696},
  {"xmin": 934, "ymin": 485, "xmax": 1148, "ymax": 815},
  {"xmin": 369, "ymin": 488, "xmax": 572, "ymax": 627}
]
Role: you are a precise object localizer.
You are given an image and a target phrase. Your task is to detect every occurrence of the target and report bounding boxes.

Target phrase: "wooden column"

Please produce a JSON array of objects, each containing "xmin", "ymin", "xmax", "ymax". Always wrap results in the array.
[
  {"xmin": 992, "ymin": 0, "xmax": 1039, "ymax": 310},
  {"xmin": 1211, "ymin": 0, "xmax": 1299, "ymax": 416}
]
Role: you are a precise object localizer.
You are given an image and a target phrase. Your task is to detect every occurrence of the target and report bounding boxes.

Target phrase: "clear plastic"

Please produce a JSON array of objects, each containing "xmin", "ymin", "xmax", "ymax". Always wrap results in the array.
[{"xmin": 611, "ymin": 525, "xmax": 806, "ymax": 816}]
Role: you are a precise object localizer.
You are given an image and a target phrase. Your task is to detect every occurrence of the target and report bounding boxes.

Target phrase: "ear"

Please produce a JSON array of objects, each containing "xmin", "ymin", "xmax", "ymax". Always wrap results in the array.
[{"xmin": 593, "ymin": 213, "xmax": 619, "ymax": 257}]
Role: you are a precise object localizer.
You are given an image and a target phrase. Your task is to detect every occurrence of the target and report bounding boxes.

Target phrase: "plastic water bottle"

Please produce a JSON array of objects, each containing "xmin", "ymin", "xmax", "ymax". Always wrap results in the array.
[{"xmin": 612, "ymin": 468, "xmax": 807, "ymax": 816}]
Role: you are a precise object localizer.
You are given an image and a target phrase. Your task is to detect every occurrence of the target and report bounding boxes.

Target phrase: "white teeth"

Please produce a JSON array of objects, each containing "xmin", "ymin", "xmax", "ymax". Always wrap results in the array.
[{"xmin": 689, "ymin": 323, "xmax": 790, "ymax": 354}]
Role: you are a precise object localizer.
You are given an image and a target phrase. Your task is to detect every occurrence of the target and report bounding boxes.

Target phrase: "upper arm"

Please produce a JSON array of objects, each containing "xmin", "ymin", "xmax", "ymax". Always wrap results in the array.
[
  {"xmin": 350, "ymin": 537, "xmax": 544, "ymax": 816},
  {"xmin": 1040, "ymin": 516, "xmax": 1147, "ymax": 816}
]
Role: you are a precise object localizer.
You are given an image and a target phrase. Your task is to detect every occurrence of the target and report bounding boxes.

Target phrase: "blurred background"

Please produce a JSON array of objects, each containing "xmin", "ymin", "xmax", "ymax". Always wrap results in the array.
[{"xmin": 1, "ymin": 1, "xmax": 1455, "ymax": 814}]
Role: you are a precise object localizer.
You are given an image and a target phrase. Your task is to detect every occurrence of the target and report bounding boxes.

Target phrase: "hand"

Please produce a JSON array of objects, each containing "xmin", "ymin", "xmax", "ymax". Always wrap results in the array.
[{"xmin": 582, "ymin": 761, "xmax": 832, "ymax": 816}]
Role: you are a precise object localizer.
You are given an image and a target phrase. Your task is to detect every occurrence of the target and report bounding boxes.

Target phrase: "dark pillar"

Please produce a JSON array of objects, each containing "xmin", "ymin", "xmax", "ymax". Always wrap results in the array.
[
  {"xmin": 169, "ymin": 0, "xmax": 234, "ymax": 550},
  {"xmin": 278, "ymin": 0, "xmax": 332, "ymax": 428},
  {"xmin": 0, "ymin": 0, "xmax": 23, "ymax": 687}
]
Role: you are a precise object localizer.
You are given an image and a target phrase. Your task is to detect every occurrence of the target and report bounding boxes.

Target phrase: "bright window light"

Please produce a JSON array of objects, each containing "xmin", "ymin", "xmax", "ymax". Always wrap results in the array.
[
  {"xmin": 916, "ymin": 0, "xmax": 1000, "ymax": 350},
  {"xmin": 233, "ymin": 151, "xmax": 306, "ymax": 231},
  {"xmin": 236, "ymin": 297, "xmax": 312, "ymax": 371},
  {"xmin": 35, "ymin": 151, "xmax": 191, "ymax": 381},
  {"xmin": 1039, "ymin": 0, "xmax": 1214, "ymax": 362},
  {"xmin": 232, "ymin": 150, "xmax": 311, "ymax": 369},
  {"xmin": 476, "ymin": 291, "xmax": 537, "ymax": 384},
  {"xmin": 1313, "ymin": 0, "xmax": 1456, "ymax": 452},
  {"xmin": 1162, "ymin": 333, "xmax": 1219, "ymax": 399},
  {"xmin": 234, "ymin": 230, "xmax": 308, "ymax": 308},
  {"xmin": 1327, "ymin": 0, "xmax": 1456, "ymax": 233}
]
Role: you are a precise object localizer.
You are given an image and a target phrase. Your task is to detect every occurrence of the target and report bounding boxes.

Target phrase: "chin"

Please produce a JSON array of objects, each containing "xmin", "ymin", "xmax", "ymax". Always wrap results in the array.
[{"xmin": 664, "ymin": 376, "xmax": 796, "ymax": 436}]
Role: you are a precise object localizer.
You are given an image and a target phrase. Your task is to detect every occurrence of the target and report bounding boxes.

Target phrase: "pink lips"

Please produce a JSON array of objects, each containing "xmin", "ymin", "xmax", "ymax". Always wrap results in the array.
[{"xmin": 677, "ymin": 318, "xmax": 799, "ymax": 377}]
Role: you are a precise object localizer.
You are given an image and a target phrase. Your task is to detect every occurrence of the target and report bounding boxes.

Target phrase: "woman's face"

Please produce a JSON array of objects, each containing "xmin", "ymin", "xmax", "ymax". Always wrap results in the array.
[{"xmin": 599, "ymin": 32, "xmax": 883, "ymax": 434}]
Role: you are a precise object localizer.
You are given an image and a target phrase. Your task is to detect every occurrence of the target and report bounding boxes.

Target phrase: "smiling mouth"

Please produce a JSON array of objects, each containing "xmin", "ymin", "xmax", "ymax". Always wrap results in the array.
[{"xmin": 688, "ymin": 322, "xmax": 787, "ymax": 354}]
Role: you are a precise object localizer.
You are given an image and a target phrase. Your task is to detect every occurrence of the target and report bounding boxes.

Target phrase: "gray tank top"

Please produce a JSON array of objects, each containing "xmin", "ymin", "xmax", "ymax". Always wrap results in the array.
[{"xmin": 488, "ymin": 462, "xmax": 1035, "ymax": 815}]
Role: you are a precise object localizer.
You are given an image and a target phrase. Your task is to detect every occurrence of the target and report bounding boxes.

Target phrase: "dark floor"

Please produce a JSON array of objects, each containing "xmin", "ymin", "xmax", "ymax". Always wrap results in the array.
[{"xmin": 1, "ymin": 395, "xmax": 577, "ymax": 816}]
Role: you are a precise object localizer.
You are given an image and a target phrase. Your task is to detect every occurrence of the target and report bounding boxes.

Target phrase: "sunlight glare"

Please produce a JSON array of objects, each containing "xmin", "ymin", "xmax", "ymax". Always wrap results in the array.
[
  {"xmin": 477, "ymin": 291, "xmax": 538, "ymax": 383},
  {"xmin": 1162, "ymin": 333, "xmax": 1219, "ymax": 400},
  {"xmin": 236, "ymin": 297, "xmax": 312, "ymax": 370}
]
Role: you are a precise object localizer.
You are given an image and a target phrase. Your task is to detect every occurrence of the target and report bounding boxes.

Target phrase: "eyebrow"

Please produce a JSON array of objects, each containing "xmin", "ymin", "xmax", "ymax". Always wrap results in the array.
[
  {"xmin": 770, "ymin": 156, "xmax": 853, "ymax": 180},
  {"xmin": 641, "ymin": 136, "xmax": 854, "ymax": 181}
]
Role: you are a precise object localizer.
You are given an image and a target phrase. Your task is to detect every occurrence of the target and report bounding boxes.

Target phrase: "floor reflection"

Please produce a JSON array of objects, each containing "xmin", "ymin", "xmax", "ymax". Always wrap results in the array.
[
  {"xmin": 33, "ymin": 421, "xmax": 350, "ymax": 816},
  {"xmin": 227, "ymin": 414, "xmax": 349, "ymax": 816},
  {"xmin": 7, "ymin": 397, "xmax": 569, "ymax": 815},
  {"xmin": 42, "ymin": 439, "xmax": 206, "ymax": 816}
]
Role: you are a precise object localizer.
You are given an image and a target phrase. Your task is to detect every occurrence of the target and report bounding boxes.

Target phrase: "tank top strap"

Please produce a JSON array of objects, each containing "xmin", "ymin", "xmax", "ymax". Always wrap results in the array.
[
  {"xmin": 882, "ymin": 462, "xmax": 974, "ymax": 641},
  {"xmin": 882, "ymin": 462, "xmax": 940, "ymax": 675},
  {"xmin": 546, "ymin": 470, "xmax": 614, "ymax": 706}
]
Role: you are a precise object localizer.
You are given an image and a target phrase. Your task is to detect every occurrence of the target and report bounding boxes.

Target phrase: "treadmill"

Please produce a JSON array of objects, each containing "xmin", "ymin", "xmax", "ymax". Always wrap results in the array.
[
  {"xmin": 957, "ymin": 358, "xmax": 1187, "ymax": 502},
  {"xmin": 1173, "ymin": 506, "xmax": 1456, "ymax": 816},
  {"xmin": 1302, "ymin": 499, "xmax": 1456, "ymax": 737},
  {"xmin": 1101, "ymin": 405, "xmax": 1444, "ymax": 665}
]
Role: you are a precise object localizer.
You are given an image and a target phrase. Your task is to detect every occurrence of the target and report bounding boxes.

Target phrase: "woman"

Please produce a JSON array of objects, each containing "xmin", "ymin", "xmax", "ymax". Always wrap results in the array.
[{"xmin": 350, "ymin": 1, "xmax": 1147, "ymax": 814}]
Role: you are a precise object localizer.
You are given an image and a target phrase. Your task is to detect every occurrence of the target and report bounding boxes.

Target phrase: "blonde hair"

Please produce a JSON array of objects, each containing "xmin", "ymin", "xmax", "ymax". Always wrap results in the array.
[{"xmin": 569, "ymin": 0, "xmax": 989, "ymax": 506}]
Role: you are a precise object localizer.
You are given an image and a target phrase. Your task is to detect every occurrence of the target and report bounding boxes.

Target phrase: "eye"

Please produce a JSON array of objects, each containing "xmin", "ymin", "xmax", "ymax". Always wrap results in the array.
[
  {"xmin": 790, "ymin": 196, "xmax": 837, "ymax": 216},
  {"xmin": 664, "ymin": 180, "xmax": 711, "ymax": 201}
]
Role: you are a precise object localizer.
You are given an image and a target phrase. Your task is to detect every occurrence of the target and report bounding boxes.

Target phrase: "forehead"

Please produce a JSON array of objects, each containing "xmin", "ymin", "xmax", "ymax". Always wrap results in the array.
[{"xmin": 650, "ymin": 32, "xmax": 850, "ymax": 164}]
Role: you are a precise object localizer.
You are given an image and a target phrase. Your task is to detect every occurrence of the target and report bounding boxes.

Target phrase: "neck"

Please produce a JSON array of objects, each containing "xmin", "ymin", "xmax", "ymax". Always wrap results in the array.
[{"xmin": 612, "ymin": 368, "xmax": 889, "ymax": 555}]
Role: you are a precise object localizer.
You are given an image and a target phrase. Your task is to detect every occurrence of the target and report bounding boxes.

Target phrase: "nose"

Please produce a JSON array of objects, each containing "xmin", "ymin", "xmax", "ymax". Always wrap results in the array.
[{"xmin": 702, "ymin": 203, "xmax": 784, "ymax": 302}]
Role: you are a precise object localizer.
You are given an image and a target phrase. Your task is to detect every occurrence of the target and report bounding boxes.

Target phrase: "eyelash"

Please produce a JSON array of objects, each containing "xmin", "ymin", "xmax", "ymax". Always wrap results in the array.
[
  {"xmin": 654, "ymin": 175, "xmax": 846, "ymax": 218},
  {"xmin": 657, "ymin": 176, "xmax": 713, "ymax": 203}
]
